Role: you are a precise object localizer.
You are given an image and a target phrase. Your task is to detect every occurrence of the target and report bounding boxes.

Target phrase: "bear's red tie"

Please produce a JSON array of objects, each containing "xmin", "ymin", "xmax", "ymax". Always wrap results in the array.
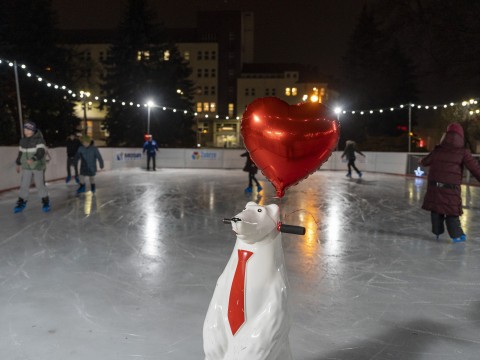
[{"xmin": 228, "ymin": 249, "xmax": 254, "ymax": 335}]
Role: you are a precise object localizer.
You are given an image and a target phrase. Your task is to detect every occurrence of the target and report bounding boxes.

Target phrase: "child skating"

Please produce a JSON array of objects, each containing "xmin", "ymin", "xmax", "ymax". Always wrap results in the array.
[
  {"xmin": 420, "ymin": 123, "xmax": 480, "ymax": 242},
  {"xmin": 75, "ymin": 136, "xmax": 104, "ymax": 194},
  {"xmin": 14, "ymin": 121, "xmax": 51, "ymax": 213}
]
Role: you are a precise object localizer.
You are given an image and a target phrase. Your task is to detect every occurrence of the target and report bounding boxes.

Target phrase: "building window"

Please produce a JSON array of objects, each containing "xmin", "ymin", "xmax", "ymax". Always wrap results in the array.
[
  {"xmin": 197, "ymin": 51, "xmax": 202, "ymax": 60},
  {"xmin": 197, "ymin": 69, "xmax": 202, "ymax": 78},
  {"xmin": 196, "ymin": 102, "xmax": 202, "ymax": 112},
  {"xmin": 285, "ymin": 87, "xmax": 291, "ymax": 96},
  {"xmin": 99, "ymin": 51, "xmax": 104, "ymax": 61},
  {"xmin": 292, "ymin": 87, "xmax": 297, "ymax": 96},
  {"xmin": 251, "ymin": 88, "xmax": 256, "ymax": 96},
  {"xmin": 245, "ymin": 88, "xmax": 250, "ymax": 96},
  {"xmin": 86, "ymin": 52, "xmax": 91, "ymax": 60},
  {"xmin": 211, "ymin": 51, "xmax": 216, "ymax": 60},
  {"xmin": 203, "ymin": 102, "xmax": 209, "ymax": 112},
  {"xmin": 204, "ymin": 51, "xmax": 209, "ymax": 60},
  {"xmin": 211, "ymin": 86, "xmax": 216, "ymax": 95},
  {"xmin": 163, "ymin": 50, "xmax": 170, "ymax": 61},
  {"xmin": 184, "ymin": 51, "xmax": 190, "ymax": 61},
  {"xmin": 204, "ymin": 69, "xmax": 209, "ymax": 77},
  {"xmin": 204, "ymin": 86, "xmax": 209, "ymax": 95},
  {"xmin": 228, "ymin": 103, "xmax": 234, "ymax": 117},
  {"xmin": 137, "ymin": 50, "xmax": 150, "ymax": 61},
  {"xmin": 272, "ymin": 88, "xmax": 276, "ymax": 96},
  {"xmin": 265, "ymin": 88, "xmax": 270, "ymax": 96},
  {"xmin": 210, "ymin": 103, "xmax": 216, "ymax": 112},
  {"xmin": 211, "ymin": 69, "xmax": 216, "ymax": 77},
  {"xmin": 229, "ymin": 32, "xmax": 235, "ymax": 41}
]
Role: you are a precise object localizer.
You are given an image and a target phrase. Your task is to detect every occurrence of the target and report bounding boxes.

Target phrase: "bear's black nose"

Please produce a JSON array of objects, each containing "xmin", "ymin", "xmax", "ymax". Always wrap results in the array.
[{"xmin": 223, "ymin": 217, "xmax": 242, "ymax": 224}]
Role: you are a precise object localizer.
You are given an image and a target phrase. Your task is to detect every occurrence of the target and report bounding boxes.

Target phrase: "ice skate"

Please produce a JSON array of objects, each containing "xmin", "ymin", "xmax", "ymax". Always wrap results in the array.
[
  {"xmin": 13, "ymin": 198, "xmax": 27, "ymax": 213},
  {"xmin": 41, "ymin": 197, "xmax": 51, "ymax": 213}
]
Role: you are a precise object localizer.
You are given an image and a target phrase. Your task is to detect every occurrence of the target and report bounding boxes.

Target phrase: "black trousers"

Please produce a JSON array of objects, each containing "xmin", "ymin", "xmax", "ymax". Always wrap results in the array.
[
  {"xmin": 146, "ymin": 154, "xmax": 156, "ymax": 170},
  {"xmin": 248, "ymin": 173, "xmax": 260, "ymax": 188},
  {"xmin": 347, "ymin": 159, "xmax": 361, "ymax": 175},
  {"xmin": 67, "ymin": 156, "xmax": 78, "ymax": 177},
  {"xmin": 430, "ymin": 211, "xmax": 463, "ymax": 238}
]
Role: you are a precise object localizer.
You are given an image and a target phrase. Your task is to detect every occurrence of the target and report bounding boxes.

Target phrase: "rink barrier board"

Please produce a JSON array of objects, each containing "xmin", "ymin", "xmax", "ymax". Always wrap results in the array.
[{"xmin": 1, "ymin": 147, "xmax": 478, "ymax": 193}]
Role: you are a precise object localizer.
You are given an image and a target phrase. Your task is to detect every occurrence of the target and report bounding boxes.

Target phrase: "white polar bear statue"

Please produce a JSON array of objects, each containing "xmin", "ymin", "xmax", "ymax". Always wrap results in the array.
[{"xmin": 203, "ymin": 201, "xmax": 292, "ymax": 360}]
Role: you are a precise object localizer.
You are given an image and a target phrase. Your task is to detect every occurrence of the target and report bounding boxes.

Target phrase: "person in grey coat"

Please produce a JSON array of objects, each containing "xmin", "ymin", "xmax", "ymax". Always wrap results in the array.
[
  {"xmin": 75, "ymin": 135, "xmax": 104, "ymax": 194},
  {"xmin": 14, "ymin": 121, "xmax": 50, "ymax": 213}
]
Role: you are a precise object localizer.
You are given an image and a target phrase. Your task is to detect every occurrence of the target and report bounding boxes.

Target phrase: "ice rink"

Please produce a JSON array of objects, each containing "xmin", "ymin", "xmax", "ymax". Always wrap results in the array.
[{"xmin": 1, "ymin": 168, "xmax": 480, "ymax": 360}]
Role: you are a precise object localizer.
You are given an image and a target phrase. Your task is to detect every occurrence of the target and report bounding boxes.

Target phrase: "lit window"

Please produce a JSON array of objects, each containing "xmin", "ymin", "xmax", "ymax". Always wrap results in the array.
[
  {"xmin": 137, "ymin": 51, "xmax": 150, "ymax": 61},
  {"xmin": 203, "ymin": 102, "xmax": 209, "ymax": 112},
  {"xmin": 210, "ymin": 103, "xmax": 216, "ymax": 112},
  {"xmin": 163, "ymin": 50, "xmax": 170, "ymax": 61},
  {"xmin": 285, "ymin": 87, "xmax": 291, "ymax": 96},
  {"xmin": 228, "ymin": 103, "xmax": 234, "ymax": 117},
  {"xmin": 292, "ymin": 87, "xmax": 297, "ymax": 96},
  {"xmin": 184, "ymin": 51, "xmax": 190, "ymax": 61},
  {"xmin": 196, "ymin": 102, "xmax": 202, "ymax": 112}
]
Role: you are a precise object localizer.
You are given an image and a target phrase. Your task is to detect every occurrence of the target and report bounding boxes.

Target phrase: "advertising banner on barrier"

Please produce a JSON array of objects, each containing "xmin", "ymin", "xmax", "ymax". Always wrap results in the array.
[
  {"xmin": 113, "ymin": 151, "xmax": 143, "ymax": 168},
  {"xmin": 185, "ymin": 149, "xmax": 223, "ymax": 168}
]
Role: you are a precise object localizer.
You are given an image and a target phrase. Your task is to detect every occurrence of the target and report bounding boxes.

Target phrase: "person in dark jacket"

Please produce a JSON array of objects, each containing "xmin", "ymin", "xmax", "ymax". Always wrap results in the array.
[
  {"xmin": 65, "ymin": 133, "xmax": 81, "ymax": 183},
  {"xmin": 420, "ymin": 123, "xmax": 480, "ymax": 242},
  {"xmin": 241, "ymin": 151, "xmax": 262, "ymax": 193},
  {"xmin": 14, "ymin": 121, "xmax": 50, "ymax": 213},
  {"xmin": 75, "ymin": 135, "xmax": 104, "ymax": 194},
  {"xmin": 341, "ymin": 140, "xmax": 365, "ymax": 178},
  {"xmin": 143, "ymin": 135, "xmax": 159, "ymax": 171}
]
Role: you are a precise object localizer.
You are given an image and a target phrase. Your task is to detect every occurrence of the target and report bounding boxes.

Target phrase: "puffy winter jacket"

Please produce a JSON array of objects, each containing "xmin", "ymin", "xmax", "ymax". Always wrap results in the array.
[
  {"xmin": 420, "ymin": 132, "xmax": 480, "ymax": 216},
  {"xmin": 15, "ymin": 130, "xmax": 47, "ymax": 171},
  {"xmin": 75, "ymin": 145, "xmax": 104, "ymax": 176}
]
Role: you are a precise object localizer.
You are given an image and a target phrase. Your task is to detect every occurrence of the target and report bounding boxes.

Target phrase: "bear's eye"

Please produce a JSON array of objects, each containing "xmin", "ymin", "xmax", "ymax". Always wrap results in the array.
[{"xmin": 257, "ymin": 209, "xmax": 262, "ymax": 212}]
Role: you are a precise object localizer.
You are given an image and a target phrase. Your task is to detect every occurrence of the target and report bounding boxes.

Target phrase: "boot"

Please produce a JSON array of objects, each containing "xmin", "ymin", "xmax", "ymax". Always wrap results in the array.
[
  {"xmin": 257, "ymin": 185, "xmax": 263, "ymax": 192},
  {"xmin": 91, "ymin": 184, "xmax": 96, "ymax": 193},
  {"xmin": 65, "ymin": 175, "xmax": 71, "ymax": 183},
  {"xmin": 244, "ymin": 186, "xmax": 253, "ymax": 193},
  {"xmin": 77, "ymin": 184, "xmax": 86, "ymax": 194},
  {"xmin": 74, "ymin": 176, "xmax": 80, "ymax": 184},
  {"xmin": 14, "ymin": 197, "xmax": 27, "ymax": 213},
  {"xmin": 346, "ymin": 172, "xmax": 352, "ymax": 178},
  {"xmin": 41, "ymin": 197, "xmax": 51, "ymax": 213}
]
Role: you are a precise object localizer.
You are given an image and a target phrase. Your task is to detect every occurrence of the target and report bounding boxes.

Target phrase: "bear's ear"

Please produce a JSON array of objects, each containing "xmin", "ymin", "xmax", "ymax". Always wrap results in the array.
[
  {"xmin": 265, "ymin": 204, "xmax": 279, "ymax": 221},
  {"xmin": 245, "ymin": 201, "xmax": 258, "ymax": 208}
]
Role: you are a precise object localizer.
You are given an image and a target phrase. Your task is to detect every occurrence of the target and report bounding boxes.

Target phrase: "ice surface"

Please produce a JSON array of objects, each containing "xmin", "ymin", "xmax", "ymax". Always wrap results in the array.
[{"xmin": 0, "ymin": 168, "xmax": 479, "ymax": 360}]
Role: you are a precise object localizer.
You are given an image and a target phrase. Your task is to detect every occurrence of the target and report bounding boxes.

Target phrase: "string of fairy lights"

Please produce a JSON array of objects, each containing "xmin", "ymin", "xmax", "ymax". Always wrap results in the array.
[{"xmin": 2, "ymin": 57, "xmax": 480, "ymax": 119}]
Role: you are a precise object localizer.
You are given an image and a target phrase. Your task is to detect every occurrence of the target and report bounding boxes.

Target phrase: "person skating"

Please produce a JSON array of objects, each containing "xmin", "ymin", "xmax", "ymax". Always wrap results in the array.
[
  {"xmin": 420, "ymin": 123, "xmax": 480, "ymax": 242},
  {"xmin": 14, "ymin": 121, "xmax": 50, "ymax": 213},
  {"xmin": 143, "ymin": 135, "xmax": 158, "ymax": 171},
  {"xmin": 75, "ymin": 135, "xmax": 104, "ymax": 194},
  {"xmin": 65, "ymin": 133, "xmax": 81, "ymax": 183},
  {"xmin": 341, "ymin": 140, "xmax": 365, "ymax": 178},
  {"xmin": 241, "ymin": 151, "xmax": 262, "ymax": 193}
]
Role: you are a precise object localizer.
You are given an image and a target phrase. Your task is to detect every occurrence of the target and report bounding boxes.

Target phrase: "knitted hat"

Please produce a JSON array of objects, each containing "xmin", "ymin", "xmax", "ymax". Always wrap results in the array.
[
  {"xmin": 23, "ymin": 121, "xmax": 37, "ymax": 132},
  {"xmin": 446, "ymin": 123, "xmax": 464, "ymax": 138}
]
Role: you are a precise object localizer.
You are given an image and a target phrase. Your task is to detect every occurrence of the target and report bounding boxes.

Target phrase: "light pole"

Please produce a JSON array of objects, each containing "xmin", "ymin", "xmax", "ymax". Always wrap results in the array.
[
  {"xmin": 146, "ymin": 100, "xmax": 154, "ymax": 134},
  {"xmin": 80, "ymin": 91, "xmax": 91, "ymax": 135},
  {"xmin": 334, "ymin": 107, "xmax": 342, "ymax": 170}
]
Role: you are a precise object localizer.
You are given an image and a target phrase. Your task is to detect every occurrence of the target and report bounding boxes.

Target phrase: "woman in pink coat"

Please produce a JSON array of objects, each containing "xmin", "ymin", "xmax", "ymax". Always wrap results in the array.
[{"xmin": 420, "ymin": 123, "xmax": 480, "ymax": 242}]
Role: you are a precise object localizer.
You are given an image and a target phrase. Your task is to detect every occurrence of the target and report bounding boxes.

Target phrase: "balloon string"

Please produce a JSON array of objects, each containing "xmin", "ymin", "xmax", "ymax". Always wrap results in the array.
[{"xmin": 282, "ymin": 208, "xmax": 320, "ymax": 226}]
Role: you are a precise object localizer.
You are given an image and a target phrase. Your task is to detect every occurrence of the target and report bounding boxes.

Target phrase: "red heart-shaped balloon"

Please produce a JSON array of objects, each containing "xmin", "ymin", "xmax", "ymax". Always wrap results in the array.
[{"xmin": 241, "ymin": 97, "xmax": 339, "ymax": 197}]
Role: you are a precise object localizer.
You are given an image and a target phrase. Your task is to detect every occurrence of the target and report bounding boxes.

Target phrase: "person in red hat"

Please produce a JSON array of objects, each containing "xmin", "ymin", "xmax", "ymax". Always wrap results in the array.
[{"xmin": 419, "ymin": 122, "xmax": 480, "ymax": 242}]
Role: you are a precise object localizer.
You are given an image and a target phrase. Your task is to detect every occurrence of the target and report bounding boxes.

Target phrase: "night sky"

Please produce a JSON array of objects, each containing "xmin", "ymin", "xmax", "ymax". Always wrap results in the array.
[{"xmin": 51, "ymin": 0, "xmax": 365, "ymax": 82}]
